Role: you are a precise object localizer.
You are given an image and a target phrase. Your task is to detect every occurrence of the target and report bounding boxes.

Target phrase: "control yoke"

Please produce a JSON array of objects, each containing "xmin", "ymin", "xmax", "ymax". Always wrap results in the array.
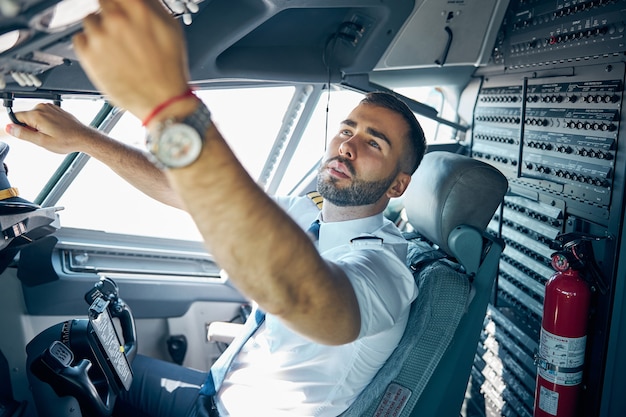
[{"xmin": 26, "ymin": 277, "xmax": 137, "ymax": 417}]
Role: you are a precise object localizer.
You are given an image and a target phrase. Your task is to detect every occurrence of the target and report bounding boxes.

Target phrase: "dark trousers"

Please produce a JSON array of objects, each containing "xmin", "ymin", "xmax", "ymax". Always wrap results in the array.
[{"xmin": 113, "ymin": 354, "xmax": 208, "ymax": 417}]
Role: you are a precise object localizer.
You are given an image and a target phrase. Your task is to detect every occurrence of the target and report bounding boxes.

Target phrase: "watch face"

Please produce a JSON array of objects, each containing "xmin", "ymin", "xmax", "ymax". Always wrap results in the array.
[{"xmin": 157, "ymin": 123, "xmax": 203, "ymax": 168}]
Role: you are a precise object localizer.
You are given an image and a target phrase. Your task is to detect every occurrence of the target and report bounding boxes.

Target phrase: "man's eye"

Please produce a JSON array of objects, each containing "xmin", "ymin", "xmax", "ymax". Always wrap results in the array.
[
  {"xmin": 369, "ymin": 140, "xmax": 381, "ymax": 149},
  {"xmin": 340, "ymin": 130, "xmax": 352, "ymax": 136}
]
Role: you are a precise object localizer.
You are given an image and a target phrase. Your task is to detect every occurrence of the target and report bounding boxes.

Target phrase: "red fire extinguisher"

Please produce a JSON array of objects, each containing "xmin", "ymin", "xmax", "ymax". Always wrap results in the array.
[{"xmin": 533, "ymin": 233, "xmax": 608, "ymax": 417}]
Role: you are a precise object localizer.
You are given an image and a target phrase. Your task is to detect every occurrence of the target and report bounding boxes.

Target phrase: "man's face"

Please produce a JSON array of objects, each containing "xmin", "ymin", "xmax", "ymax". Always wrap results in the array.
[
  {"xmin": 317, "ymin": 103, "xmax": 409, "ymax": 207},
  {"xmin": 317, "ymin": 161, "xmax": 400, "ymax": 207}
]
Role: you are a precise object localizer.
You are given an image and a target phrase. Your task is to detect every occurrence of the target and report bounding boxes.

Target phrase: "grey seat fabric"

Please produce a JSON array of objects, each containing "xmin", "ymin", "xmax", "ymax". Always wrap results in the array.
[
  {"xmin": 341, "ymin": 151, "xmax": 508, "ymax": 417},
  {"xmin": 340, "ymin": 242, "xmax": 470, "ymax": 417}
]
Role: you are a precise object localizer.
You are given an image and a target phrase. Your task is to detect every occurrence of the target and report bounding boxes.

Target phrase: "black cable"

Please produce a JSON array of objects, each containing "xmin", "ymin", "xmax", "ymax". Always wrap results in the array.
[
  {"xmin": 322, "ymin": 33, "xmax": 339, "ymax": 151},
  {"xmin": 321, "ymin": 21, "xmax": 364, "ymax": 150}
]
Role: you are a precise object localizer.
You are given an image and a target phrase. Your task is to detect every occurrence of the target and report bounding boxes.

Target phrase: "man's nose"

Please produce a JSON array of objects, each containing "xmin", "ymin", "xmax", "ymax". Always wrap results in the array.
[{"xmin": 338, "ymin": 137, "xmax": 356, "ymax": 159}]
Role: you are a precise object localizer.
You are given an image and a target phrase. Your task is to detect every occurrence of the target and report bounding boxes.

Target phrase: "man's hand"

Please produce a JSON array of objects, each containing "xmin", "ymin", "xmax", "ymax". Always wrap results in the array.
[
  {"xmin": 5, "ymin": 102, "xmax": 184, "ymax": 209},
  {"xmin": 73, "ymin": 0, "xmax": 190, "ymax": 120},
  {"xmin": 6, "ymin": 103, "xmax": 99, "ymax": 155}
]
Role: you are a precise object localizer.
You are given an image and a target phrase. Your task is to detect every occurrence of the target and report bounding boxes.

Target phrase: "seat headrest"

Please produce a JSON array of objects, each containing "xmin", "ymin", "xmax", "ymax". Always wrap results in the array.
[{"xmin": 403, "ymin": 152, "xmax": 508, "ymax": 256}]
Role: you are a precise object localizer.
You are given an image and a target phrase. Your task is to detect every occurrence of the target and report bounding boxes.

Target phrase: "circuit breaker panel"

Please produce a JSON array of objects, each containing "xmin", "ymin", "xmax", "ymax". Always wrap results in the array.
[{"xmin": 464, "ymin": 0, "xmax": 626, "ymax": 416}]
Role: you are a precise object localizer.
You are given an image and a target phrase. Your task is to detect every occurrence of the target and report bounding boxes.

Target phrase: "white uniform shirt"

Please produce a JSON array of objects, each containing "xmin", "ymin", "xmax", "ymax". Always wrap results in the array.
[{"xmin": 216, "ymin": 195, "xmax": 418, "ymax": 416}]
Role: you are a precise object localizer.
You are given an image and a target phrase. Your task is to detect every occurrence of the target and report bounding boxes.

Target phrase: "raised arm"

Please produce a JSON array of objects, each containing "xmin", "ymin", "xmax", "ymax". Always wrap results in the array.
[
  {"xmin": 6, "ymin": 103, "xmax": 184, "ymax": 209},
  {"xmin": 68, "ymin": 0, "xmax": 361, "ymax": 345}
]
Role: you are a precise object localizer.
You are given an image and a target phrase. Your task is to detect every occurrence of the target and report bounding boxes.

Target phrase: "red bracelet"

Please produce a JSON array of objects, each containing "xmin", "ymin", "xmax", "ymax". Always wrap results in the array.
[{"xmin": 141, "ymin": 88, "xmax": 197, "ymax": 126}]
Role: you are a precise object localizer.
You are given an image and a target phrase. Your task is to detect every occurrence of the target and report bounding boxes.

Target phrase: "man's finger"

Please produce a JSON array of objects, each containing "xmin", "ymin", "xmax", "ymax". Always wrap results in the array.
[
  {"xmin": 5, "ymin": 123, "xmax": 39, "ymax": 140},
  {"xmin": 81, "ymin": 11, "xmax": 103, "ymax": 34},
  {"xmin": 72, "ymin": 29, "xmax": 87, "ymax": 51},
  {"xmin": 98, "ymin": 0, "xmax": 118, "ymax": 12},
  {"xmin": 8, "ymin": 110, "xmax": 35, "ymax": 130},
  {"xmin": 99, "ymin": 0, "xmax": 164, "ymax": 20},
  {"xmin": 98, "ymin": 0, "xmax": 129, "ymax": 13}
]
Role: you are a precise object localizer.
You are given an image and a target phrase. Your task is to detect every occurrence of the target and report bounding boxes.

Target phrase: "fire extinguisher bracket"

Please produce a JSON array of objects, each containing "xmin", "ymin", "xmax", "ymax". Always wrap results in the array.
[{"xmin": 534, "ymin": 353, "xmax": 584, "ymax": 374}]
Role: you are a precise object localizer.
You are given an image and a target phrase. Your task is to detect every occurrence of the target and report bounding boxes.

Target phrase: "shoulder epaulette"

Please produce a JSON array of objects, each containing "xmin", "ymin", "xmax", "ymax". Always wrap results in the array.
[{"xmin": 306, "ymin": 191, "xmax": 323, "ymax": 210}]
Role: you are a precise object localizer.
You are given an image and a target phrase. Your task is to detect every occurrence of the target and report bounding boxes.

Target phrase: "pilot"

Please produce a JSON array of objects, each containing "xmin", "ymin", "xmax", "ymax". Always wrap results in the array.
[{"xmin": 6, "ymin": 1, "xmax": 426, "ymax": 416}]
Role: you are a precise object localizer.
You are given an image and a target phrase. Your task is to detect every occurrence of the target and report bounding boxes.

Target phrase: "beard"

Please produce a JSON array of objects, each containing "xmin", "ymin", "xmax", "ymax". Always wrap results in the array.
[{"xmin": 317, "ymin": 157, "xmax": 398, "ymax": 207}]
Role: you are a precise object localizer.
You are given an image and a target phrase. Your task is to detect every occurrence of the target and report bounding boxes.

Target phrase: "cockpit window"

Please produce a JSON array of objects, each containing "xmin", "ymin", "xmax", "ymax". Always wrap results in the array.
[
  {"xmin": 0, "ymin": 86, "xmax": 294, "ymax": 241},
  {"xmin": 0, "ymin": 98, "xmax": 104, "ymax": 203},
  {"xmin": 196, "ymin": 86, "xmax": 295, "ymax": 180},
  {"xmin": 396, "ymin": 86, "xmax": 458, "ymax": 144},
  {"xmin": 275, "ymin": 88, "xmax": 364, "ymax": 195},
  {"xmin": 54, "ymin": 86, "xmax": 295, "ymax": 241}
]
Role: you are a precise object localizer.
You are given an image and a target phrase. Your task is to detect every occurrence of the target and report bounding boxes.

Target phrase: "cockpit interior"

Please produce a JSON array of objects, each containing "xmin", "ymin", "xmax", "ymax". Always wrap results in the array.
[{"xmin": 0, "ymin": 1, "xmax": 625, "ymax": 416}]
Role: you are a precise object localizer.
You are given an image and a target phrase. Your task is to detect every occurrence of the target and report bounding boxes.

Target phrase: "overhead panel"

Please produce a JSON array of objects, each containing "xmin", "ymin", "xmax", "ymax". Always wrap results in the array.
[{"xmin": 375, "ymin": 0, "xmax": 510, "ymax": 69}]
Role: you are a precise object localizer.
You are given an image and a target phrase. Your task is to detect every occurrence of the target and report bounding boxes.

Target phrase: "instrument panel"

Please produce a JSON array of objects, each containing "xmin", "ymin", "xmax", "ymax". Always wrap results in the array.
[{"xmin": 467, "ymin": 1, "xmax": 626, "ymax": 416}]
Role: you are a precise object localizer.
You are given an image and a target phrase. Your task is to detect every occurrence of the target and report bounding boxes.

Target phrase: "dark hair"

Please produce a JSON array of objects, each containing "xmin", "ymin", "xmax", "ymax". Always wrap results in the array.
[{"xmin": 360, "ymin": 91, "xmax": 427, "ymax": 174}]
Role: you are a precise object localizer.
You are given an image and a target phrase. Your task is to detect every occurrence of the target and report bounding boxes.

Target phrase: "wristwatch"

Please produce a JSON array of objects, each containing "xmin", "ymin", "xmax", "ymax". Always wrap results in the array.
[{"xmin": 146, "ymin": 102, "xmax": 212, "ymax": 169}]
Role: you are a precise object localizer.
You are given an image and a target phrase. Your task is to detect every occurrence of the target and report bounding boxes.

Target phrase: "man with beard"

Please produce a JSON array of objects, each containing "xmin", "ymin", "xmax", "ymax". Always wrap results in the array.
[{"xmin": 6, "ymin": 2, "xmax": 426, "ymax": 415}]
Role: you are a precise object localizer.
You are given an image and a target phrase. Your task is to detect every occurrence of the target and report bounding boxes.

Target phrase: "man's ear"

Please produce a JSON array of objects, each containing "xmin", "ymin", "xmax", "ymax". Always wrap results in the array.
[{"xmin": 386, "ymin": 172, "xmax": 411, "ymax": 199}]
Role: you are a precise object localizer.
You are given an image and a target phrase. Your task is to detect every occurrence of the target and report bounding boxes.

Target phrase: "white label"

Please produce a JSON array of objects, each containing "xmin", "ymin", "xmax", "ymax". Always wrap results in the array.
[
  {"xmin": 538, "ymin": 367, "xmax": 583, "ymax": 385},
  {"xmin": 539, "ymin": 328, "xmax": 586, "ymax": 368},
  {"xmin": 374, "ymin": 383, "xmax": 412, "ymax": 417},
  {"xmin": 538, "ymin": 385, "xmax": 559, "ymax": 416}
]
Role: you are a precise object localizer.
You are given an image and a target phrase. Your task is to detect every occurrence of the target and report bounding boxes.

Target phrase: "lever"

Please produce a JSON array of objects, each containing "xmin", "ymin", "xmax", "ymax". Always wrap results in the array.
[
  {"xmin": 32, "ymin": 341, "xmax": 117, "ymax": 417},
  {"xmin": 435, "ymin": 26, "xmax": 453, "ymax": 67},
  {"xmin": 2, "ymin": 95, "xmax": 27, "ymax": 127}
]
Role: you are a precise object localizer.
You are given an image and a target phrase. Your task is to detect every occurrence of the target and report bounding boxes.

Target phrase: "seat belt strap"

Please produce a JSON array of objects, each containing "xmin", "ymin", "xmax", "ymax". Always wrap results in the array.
[{"xmin": 200, "ymin": 307, "xmax": 266, "ymax": 396}]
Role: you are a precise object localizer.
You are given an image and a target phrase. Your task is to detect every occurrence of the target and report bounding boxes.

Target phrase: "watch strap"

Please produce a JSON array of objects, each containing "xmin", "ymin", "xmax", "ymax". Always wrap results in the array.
[
  {"xmin": 179, "ymin": 101, "xmax": 212, "ymax": 137},
  {"xmin": 146, "ymin": 101, "xmax": 212, "ymax": 169}
]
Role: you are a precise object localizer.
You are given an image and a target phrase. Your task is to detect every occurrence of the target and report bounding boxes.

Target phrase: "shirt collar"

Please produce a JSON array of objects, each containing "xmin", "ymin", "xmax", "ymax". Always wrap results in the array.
[{"xmin": 318, "ymin": 213, "xmax": 385, "ymax": 253}]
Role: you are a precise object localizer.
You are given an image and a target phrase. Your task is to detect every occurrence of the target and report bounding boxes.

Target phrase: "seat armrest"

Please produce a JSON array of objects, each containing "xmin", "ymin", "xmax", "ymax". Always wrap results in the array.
[{"xmin": 207, "ymin": 322, "xmax": 244, "ymax": 344}]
